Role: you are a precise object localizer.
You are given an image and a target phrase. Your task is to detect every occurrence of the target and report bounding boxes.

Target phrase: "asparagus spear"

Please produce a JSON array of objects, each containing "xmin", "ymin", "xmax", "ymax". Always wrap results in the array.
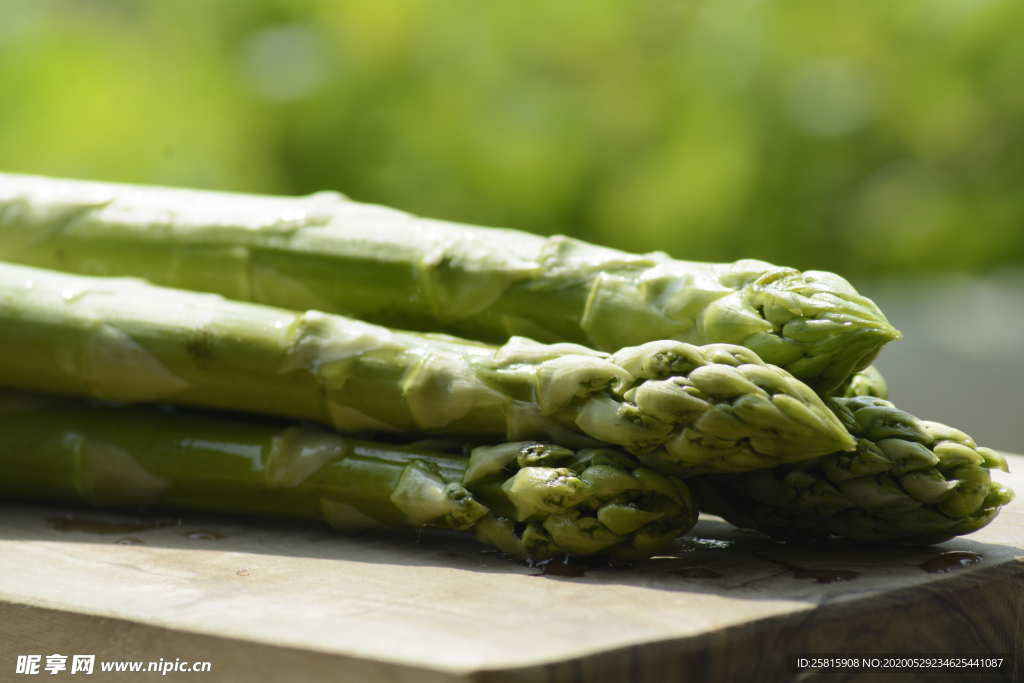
[
  {"xmin": 840, "ymin": 365, "xmax": 888, "ymax": 399},
  {"xmin": 690, "ymin": 396, "xmax": 1014, "ymax": 543},
  {"xmin": 0, "ymin": 390, "xmax": 698, "ymax": 560},
  {"xmin": 0, "ymin": 263, "xmax": 855, "ymax": 475},
  {"xmin": 0, "ymin": 173, "xmax": 899, "ymax": 392}
]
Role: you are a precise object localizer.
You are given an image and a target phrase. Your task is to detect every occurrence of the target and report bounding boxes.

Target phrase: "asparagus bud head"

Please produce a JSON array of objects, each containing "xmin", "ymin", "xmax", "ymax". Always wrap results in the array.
[
  {"xmin": 691, "ymin": 396, "xmax": 1014, "ymax": 543},
  {"xmin": 738, "ymin": 268, "xmax": 901, "ymax": 393},
  {"xmin": 558, "ymin": 340, "xmax": 857, "ymax": 475},
  {"xmin": 465, "ymin": 442, "xmax": 698, "ymax": 560}
]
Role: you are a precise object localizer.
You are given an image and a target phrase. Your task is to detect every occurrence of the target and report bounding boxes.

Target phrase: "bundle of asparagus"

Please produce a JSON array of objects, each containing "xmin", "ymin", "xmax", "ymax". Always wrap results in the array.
[
  {"xmin": 0, "ymin": 174, "xmax": 1012, "ymax": 560},
  {"xmin": 0, "ymin": 262, "xmax": 854, "ymax": 475}
]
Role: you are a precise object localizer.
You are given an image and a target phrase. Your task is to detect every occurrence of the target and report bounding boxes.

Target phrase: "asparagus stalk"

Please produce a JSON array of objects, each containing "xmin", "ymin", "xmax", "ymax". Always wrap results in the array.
[
  {"xmin": 0, "ymin": 173, "xmax": 899, "ymax": 393},
  {"xmin": 0, "ymin": 263, "xmax": 856, "ymax": 475},
  {"xmin": 0, "ymin": 390, "xmax": 698, "ymax": 560},
  {"xmin": 690, "ymin": 396, "xmax": 1014, "ymax": 544}
]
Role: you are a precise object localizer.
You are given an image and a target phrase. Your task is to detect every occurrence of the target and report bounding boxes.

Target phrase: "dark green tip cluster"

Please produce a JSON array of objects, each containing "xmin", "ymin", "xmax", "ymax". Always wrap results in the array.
[
  {"xmin": 572, "ymin": 256, "xmax": 900, "ymax": 394},
  {"xmin": 691, "ymin": 396, "xmax": 1014, "ymax": 544},
  {"xmin": 567, "ymin": 341, "xmax": 857, "ymax": 475},
  {"xmin": 463, "ymin": 442, "xmax": 698, "ymax": 560},
  {"xmin": 740, "ymin": 268, "xmax": 902, "ymax": 394}
]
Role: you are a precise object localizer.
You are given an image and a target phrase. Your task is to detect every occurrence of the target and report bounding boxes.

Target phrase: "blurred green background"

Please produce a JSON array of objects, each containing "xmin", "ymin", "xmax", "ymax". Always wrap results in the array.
[
  {"xmin": 4, "ymin": 0, "xmax": 1024, "ymax": 276},
  {"xmin": 2, "ymin": 0, "xmax": 1023, "ymax": 447}
]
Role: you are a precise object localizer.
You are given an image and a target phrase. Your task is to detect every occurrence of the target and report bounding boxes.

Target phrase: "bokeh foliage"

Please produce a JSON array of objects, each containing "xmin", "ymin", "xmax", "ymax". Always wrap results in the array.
[{"xmin": 2, "ymin": 0, "xmax": 1022, "ymax": 276}]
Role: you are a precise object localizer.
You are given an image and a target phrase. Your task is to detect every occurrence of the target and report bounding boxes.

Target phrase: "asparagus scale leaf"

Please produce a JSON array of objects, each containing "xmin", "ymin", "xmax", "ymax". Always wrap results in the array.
[
  {"xmin": 839, "ymin": 365, "xmax": 888, "ymax": 399},
  {"xmin": 0, "ymin": 173, "xmax": 899, "ymax": 392},
  {"xmin": 0, "ymin": 263, "xmax": 855, "ymax": 475},
  {"xmin": 690, "ymin": 396, "xmax": 1014, "ymax": 544},
  {"xmin": 0, "ymin": 391, "xmax": 698, "ymax": 560}
]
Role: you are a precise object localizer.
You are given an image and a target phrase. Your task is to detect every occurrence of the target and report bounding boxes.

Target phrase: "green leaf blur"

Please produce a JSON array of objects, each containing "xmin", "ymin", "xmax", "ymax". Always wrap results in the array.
[{"xmin": 3, "ymin": 0, "xmax": 1022, "ymax": 276}]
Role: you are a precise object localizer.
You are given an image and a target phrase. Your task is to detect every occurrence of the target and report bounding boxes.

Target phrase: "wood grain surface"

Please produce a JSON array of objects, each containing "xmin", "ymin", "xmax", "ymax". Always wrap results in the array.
[{"xmin": 0, "ymin": 457, "xmax": 1021, "ymax": 683}]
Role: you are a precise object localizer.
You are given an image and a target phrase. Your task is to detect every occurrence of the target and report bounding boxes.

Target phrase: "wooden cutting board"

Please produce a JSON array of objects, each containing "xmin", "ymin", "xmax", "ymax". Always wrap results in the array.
[{"xmin": 1, "ymin": 458, "xmax": 1021, "ymax": 683}]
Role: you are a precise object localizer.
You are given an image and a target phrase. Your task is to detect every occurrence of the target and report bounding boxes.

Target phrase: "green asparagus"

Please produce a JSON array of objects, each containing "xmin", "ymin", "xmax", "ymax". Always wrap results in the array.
[
  {"xmin": 0, "ymin": 173, "xmax": 900, "ymax": 392},
  {"xmin": 840, "ymin": 365, "xmax": 888, "ymax": 399},
  {"xmin": 0, "ymin": 263, "xmax": 856, "ymax": 475},
  {"xmin": 0, "ymin": 390, "xmax": 698, "ymax": 560},
  {"xmin": 690, "ymin": 396, "xmax": 1014, "ymax": 543}
]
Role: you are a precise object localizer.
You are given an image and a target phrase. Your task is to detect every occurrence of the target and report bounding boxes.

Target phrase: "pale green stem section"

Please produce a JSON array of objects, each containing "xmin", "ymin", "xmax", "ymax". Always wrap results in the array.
[
  {"xmin": 0, "ymin": 173, "xmax": 900, "ymax": 392},
  {"xmin": 0, "ymin": 390, "xmax": 698, "ymax": 560}
]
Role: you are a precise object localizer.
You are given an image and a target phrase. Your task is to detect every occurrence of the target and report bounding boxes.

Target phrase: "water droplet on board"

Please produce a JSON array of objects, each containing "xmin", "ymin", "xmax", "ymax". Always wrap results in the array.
[
  {"xmin": 680, "ymin": 537, "xmax": 736, "ymax": 552},
  {"xmin": 919, "ymin": 551, "xmax": 982, "ymax": 574},
  {"xmin": 670, "ymin": 567, "xmax": 724, "ymax": 579},
  {"xmin": 47, "ymin": 514, "xmax": 177, "ymax": 534},
  {"xmin": 789, "ymin": 566, "xmax": 861, "ymax": 584},
  {"xmin": 115, "ymin": 537, "xmax": 145, "ymax": 545},
  {"xmin": 759, "ymin": 553, "xmax": 861, "ymax": 584},
  {"xmin": 533, "ymin": 558, "xmax": 587, "ymax": 578},
  {"xmin": 184, "ymin": 529, "xmax": 225, "ymax": 540}
]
